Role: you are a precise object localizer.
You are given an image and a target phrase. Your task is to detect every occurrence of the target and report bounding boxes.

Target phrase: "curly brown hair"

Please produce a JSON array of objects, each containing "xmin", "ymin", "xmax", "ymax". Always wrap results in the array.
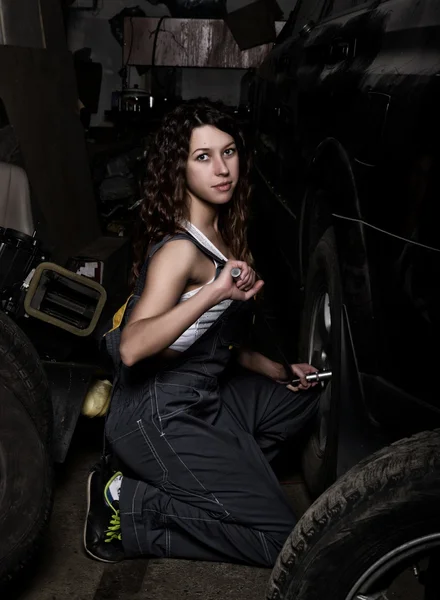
[{"xmin": 131, "ymin": 98, "xmax": 253, "ymax": 284}]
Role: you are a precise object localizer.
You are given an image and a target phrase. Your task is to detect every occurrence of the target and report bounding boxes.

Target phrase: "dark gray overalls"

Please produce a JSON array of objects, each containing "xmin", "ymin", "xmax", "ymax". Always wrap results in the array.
[{"xmin": 105, "ymin": 233, "xmax": 320, "ymax": 567}]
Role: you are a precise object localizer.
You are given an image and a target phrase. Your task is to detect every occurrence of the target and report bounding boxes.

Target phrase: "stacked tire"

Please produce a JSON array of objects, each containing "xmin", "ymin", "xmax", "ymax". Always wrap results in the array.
[{"xmin": 0, "ymin": 311, "xmax": 53, "ymax": 590}]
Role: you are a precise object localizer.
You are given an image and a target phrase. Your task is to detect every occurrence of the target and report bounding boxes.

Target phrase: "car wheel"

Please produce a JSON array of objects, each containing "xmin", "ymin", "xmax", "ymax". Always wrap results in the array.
[
  {"xmin": 267, "ymin": 430, "xmax": 440, "ymax": 600},
  {"xmin": 0, "ymin": 312, "xmax": 53, "ymax": 588},
  {"xmin": 299, "ymin": 226, "xmax": 342, "ymax": 497}
]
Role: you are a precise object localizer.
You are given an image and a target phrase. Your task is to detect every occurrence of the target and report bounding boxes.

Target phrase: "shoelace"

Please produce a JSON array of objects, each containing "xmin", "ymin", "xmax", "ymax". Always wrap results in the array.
[{"xmin": 105, "ymin": 510, "xmax": 121, "ymax": 542}]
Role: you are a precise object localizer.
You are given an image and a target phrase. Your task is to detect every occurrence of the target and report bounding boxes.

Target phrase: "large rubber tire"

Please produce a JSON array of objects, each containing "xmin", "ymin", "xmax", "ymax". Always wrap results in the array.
[
  {"xmin": 0, "ymin": 312, "xmax": 53, "ymax": 588},
  {"xmin": 267, "ymin": 430, "xmax": 440, "ymax": 600},
  {"xmin": 0, "ymin": 312, "xmax": 53, "ymax": 445},
  {"xmin": 299, "ymin": 227, "xmax": 342, "ymax": 497}
]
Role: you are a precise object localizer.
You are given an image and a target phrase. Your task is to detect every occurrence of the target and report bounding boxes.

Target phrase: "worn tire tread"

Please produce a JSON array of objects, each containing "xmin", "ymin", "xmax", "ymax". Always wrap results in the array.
[
  {"xmin": 267, "ymin": 429, "xmax": 440, "ymax": 599},
  {"xmin": 0, "ymin": 311, "xmax": 53, "ymax": 588},
  {"xmin": 0, "ymin": 311, "xmax": 52, "ymax": 444}
]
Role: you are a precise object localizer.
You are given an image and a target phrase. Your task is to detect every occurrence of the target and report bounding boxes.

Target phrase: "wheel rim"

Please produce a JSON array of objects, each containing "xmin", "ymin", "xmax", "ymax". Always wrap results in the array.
[
  {"xmin": 346, "ymin": 533, "xmax": 440, "ymax": 600},
  {"xmin": 307, "ymin": 290, "xmax": 331, "ymax": 370},
  {"xmin": 307, "ymin": 290, "xmax": 332, "ymax": 454}
]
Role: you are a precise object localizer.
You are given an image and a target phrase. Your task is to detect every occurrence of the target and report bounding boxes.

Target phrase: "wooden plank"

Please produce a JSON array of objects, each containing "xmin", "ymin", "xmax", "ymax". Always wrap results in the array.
[{"xmin": 124, "ymin": 17, "xmax": 285, "ymax": 69}]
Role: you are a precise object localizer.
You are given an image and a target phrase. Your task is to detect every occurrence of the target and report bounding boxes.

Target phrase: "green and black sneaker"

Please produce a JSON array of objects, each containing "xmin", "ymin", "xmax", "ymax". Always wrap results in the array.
[{"xmin": 84, "ymin": 468, "xmax": 125, "ymax": 563}]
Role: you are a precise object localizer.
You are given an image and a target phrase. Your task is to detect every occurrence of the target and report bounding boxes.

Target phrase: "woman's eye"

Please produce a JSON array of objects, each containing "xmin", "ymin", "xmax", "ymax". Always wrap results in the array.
[
  {"xmin": 196, "ymin": 154, "xmax": 208, "ymax": 161},
  {"xmin": 224, "ymin": 148, "xmax": 236, "ymax": 156}
]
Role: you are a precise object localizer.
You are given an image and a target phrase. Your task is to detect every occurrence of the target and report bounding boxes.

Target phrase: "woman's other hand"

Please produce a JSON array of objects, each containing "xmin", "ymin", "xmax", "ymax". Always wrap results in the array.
[
  {"xmin": 286, "ymin": 363, "xmax": 319, "ymax": 392},
  {"xmin": 211, "ymin": 260, "xmax": 264, "ymax": 302}
]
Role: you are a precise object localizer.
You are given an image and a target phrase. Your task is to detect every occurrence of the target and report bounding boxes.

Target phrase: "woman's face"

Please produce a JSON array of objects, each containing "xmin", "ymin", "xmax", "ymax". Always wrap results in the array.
[{"xmin": 186, "ymin": 125, "xmax": 239, "ymax": 206}]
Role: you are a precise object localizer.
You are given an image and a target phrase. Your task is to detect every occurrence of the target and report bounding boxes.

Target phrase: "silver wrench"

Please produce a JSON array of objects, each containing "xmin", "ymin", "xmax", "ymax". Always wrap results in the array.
[{"xmin": 290, "ymin": 370, "xmax": 332, "ymax": 387}]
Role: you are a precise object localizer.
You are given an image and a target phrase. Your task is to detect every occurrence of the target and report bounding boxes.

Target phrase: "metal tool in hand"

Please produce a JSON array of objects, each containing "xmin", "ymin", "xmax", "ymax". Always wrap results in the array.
[
  {"xmin": 230, "ymin": 266, "xmax": 330, "ymax": 386},
  {"xmin": 290, "ymin": 370, "xmax": 332, "ymax": 387}
]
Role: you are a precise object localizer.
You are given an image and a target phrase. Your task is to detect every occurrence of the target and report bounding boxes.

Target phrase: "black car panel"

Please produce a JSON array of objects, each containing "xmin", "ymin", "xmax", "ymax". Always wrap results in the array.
[{"xmin": 251, "ymin": 0, "xmax": 440, "ymax": 447}]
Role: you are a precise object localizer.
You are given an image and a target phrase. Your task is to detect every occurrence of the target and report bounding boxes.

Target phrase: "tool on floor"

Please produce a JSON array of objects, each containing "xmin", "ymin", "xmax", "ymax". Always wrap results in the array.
[{"xmin": 290, "ymin": 370, "xmax": 332, "ymax": 387}]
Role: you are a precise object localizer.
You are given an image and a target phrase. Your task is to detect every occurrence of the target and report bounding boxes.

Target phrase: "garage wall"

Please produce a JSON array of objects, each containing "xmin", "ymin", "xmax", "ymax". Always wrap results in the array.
[{"xmin": 68, "ymin": 0, "xmax": 296, "ymax": 125}]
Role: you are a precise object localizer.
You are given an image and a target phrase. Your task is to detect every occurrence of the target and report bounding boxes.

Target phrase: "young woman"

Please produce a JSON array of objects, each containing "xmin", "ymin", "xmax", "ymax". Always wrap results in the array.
[{"xmin": 84, "ymin": 99, "xmax": 320, "ymax": 568}]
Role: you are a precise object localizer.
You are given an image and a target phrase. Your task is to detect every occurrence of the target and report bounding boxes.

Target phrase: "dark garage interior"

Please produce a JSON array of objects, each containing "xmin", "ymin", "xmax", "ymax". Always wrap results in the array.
[{"xmin": 1, "ymin": 0, "xmax": 440, "ymax": 599}]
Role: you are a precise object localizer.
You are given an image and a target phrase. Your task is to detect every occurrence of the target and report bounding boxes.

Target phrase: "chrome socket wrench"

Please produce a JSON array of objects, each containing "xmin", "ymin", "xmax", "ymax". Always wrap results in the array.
[{"xmin": 290, "ymin": 370, "xmax": 332, "ymax": 387}]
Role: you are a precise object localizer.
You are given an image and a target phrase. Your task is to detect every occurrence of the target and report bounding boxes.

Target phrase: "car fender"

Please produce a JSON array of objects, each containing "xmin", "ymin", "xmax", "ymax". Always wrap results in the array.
[{"xmin": 300, "ymin": 137, "xmax": 378, "ymax": 376}]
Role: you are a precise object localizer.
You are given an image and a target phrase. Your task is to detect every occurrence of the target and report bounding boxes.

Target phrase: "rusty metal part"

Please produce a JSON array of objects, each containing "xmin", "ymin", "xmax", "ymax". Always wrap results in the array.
[{"xmin": 123, "ymin": 17, "xmax": 285, "ymax": 69}]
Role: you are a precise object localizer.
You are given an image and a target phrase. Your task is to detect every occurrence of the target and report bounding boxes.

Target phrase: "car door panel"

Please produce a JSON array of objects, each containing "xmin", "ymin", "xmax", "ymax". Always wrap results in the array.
[{"xmin": 353, "ymin": 0, "xmax": 440, "ymax": 409}]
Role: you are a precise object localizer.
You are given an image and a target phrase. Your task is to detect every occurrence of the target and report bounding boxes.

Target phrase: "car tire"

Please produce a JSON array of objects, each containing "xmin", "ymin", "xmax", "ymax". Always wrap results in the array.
[
  {"xmin": 0, "ymin": 311, "xmax": 53, "ymax": 588},
  {"xmin": 267, "ymin": 430, "xmax": 440, "ymax": 600},
  {"xmin": 299, "ymin": 227, "xmax": 342, "ymax": 497},
  {"xmin": 0, "ymin": 312, "xmax": 53, "ymax": 445}
]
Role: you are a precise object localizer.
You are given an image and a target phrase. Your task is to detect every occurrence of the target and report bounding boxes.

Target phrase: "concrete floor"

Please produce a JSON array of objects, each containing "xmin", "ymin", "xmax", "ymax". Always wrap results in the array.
[{"xmin": 7, "ymin": 418, "xmax": 310, "ymax": 600}]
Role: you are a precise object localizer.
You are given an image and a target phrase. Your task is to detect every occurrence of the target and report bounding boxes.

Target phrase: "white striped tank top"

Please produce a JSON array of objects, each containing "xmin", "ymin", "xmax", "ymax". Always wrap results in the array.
[{"xmin": 168, "ymin": 222, "xmax": 232, "ymax": 352}]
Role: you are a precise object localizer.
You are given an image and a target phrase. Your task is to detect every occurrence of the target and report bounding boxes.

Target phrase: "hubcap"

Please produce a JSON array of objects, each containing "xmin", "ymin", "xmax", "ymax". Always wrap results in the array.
[
  {"xmin": 308, "ymin": 291, "xmax": 331, "ymax": 370},
  {"xmin": 308, "ymin": 291, "xmax": 332, "ymax": 453},
  {"xmin": 346, "ymin": 534, "xmax": 440, "ymax": 600}
]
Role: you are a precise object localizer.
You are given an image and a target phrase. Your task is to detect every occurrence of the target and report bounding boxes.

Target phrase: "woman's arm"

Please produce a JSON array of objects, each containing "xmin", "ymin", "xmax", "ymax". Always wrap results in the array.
[
  {"xmin": 120, "ymin": 240, "xmax": 264, "ymax": 367},
  {"xmin": 237, "ymin": 348, "xmax": 318, "ymax": 391},
  {"xmin": 237, "ymin": 348, "xmax": 285, "ymax": 381},
  {"xmin": 121, "ymin": 240, "xmax": 218, "ymax": 366}
]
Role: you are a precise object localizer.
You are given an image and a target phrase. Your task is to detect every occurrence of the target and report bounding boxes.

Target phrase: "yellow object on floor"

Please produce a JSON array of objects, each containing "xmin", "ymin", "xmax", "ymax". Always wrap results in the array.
[{"xmin": 82, "ymin": 379, "xmax": 113, "ymax": 418}]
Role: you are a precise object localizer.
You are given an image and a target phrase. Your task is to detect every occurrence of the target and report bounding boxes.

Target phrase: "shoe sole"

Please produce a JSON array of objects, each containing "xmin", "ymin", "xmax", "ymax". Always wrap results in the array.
[{"xmin": 83, "ymin": 471, "xmax": 122, "ymax": 564}]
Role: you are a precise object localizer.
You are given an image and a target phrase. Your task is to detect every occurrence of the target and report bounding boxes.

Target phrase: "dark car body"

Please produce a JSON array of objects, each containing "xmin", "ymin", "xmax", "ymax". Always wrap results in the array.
[{"xmin": 250, "ymin": 0, "xmax": 440, "ymax": 473}]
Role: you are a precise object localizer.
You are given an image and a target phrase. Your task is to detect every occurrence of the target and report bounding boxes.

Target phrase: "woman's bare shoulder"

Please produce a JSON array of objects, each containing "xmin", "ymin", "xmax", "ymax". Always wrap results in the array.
[
  {"xmin": 142, "ymin": 238, "xmax": 200, "ymax": 296},
  {"xmin": 128, "ymin": 239, "xmax": 199, "ymax": 323},
  {"xmin": 148, "ymin": 237, "xmax": 199, "ymax": 271}
]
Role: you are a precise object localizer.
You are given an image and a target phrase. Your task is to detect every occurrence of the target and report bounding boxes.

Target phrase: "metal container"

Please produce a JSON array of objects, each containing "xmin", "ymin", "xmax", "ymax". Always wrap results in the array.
[{"xmin": 121, "ymin": 86, "xmax": 153, "ymax": 112}]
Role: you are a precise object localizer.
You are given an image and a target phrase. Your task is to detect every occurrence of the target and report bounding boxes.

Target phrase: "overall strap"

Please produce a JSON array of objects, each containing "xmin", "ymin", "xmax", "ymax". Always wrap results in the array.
[
  {"xmin": 101, "ymin": 231, "xmax": 229, "ymax": 467},
  {"xmin": 133, "ymin": 234, "xmax": 173, "ymax": 296},
  {"xmin": 151, "ymin": 232, "xmax": 227, "ymax": 265},
  {"xmin": 134, "ymin": 231, "xmax": 227, "ymax": 296}
]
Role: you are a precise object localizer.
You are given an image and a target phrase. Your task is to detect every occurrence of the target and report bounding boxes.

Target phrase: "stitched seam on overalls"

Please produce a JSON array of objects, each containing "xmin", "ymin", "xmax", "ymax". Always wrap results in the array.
[
  {"xmin": 166, "ymin": 480, "xmax": 230, "ymax": 509},
  {"xmin": 151, "ymin": 376, "xmax": 164, "ymax": 435},
  {"xmin": 201, "ymin": 362, "xmax": 211, "ymax": 377},
  {"xmin": 150, "ymin": 328, "xmax": 226, "ymax": 512},
  {"xmin": 155, "ymin": 382, "xmax": 196, "ymax": 389},
  {"xmin": 137, "ymin": 419, "xmax": 168, "ymax": 484},
  {"xmin": 160, "ymin": 403, "xmax": 203, "ymax": 420},
  {"xmin": 157, "ymin": 370, "xmax": 201, "ymax": 379},
  {"xmin": 259, "ymin": 531, "xmax": 272, "ymax": 565},
  {"xmin": 121, "ymin": 507, "xmax": 219, "ymax": 522},
  {"xmin": 159, "ymin": 434, "xmax": 227, "ymax": 514},
  {"xmin": 162, "ymin": 513, "xmax": 170, "ymax": 558},
  {"xmin": 151, "ymin": 376, "xmax": 226, "ymax": 511},
  {"xmin": 132, "ymin": 481, "xmax": 143, "ymax": 554},
  {"xmin": 108, "ymin": 427, "xmax": 138, "ymax": 444},
  {"xmin": 208, "ymin": 332, "xmax": 219, "ymax": 358},
  {"xmin": 159, "ymin": 368, "xmax": 215, "ymax": 381},
  {"xmin": 154, "ymin": 381, "xmax": 204, "ymax": 420}
]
